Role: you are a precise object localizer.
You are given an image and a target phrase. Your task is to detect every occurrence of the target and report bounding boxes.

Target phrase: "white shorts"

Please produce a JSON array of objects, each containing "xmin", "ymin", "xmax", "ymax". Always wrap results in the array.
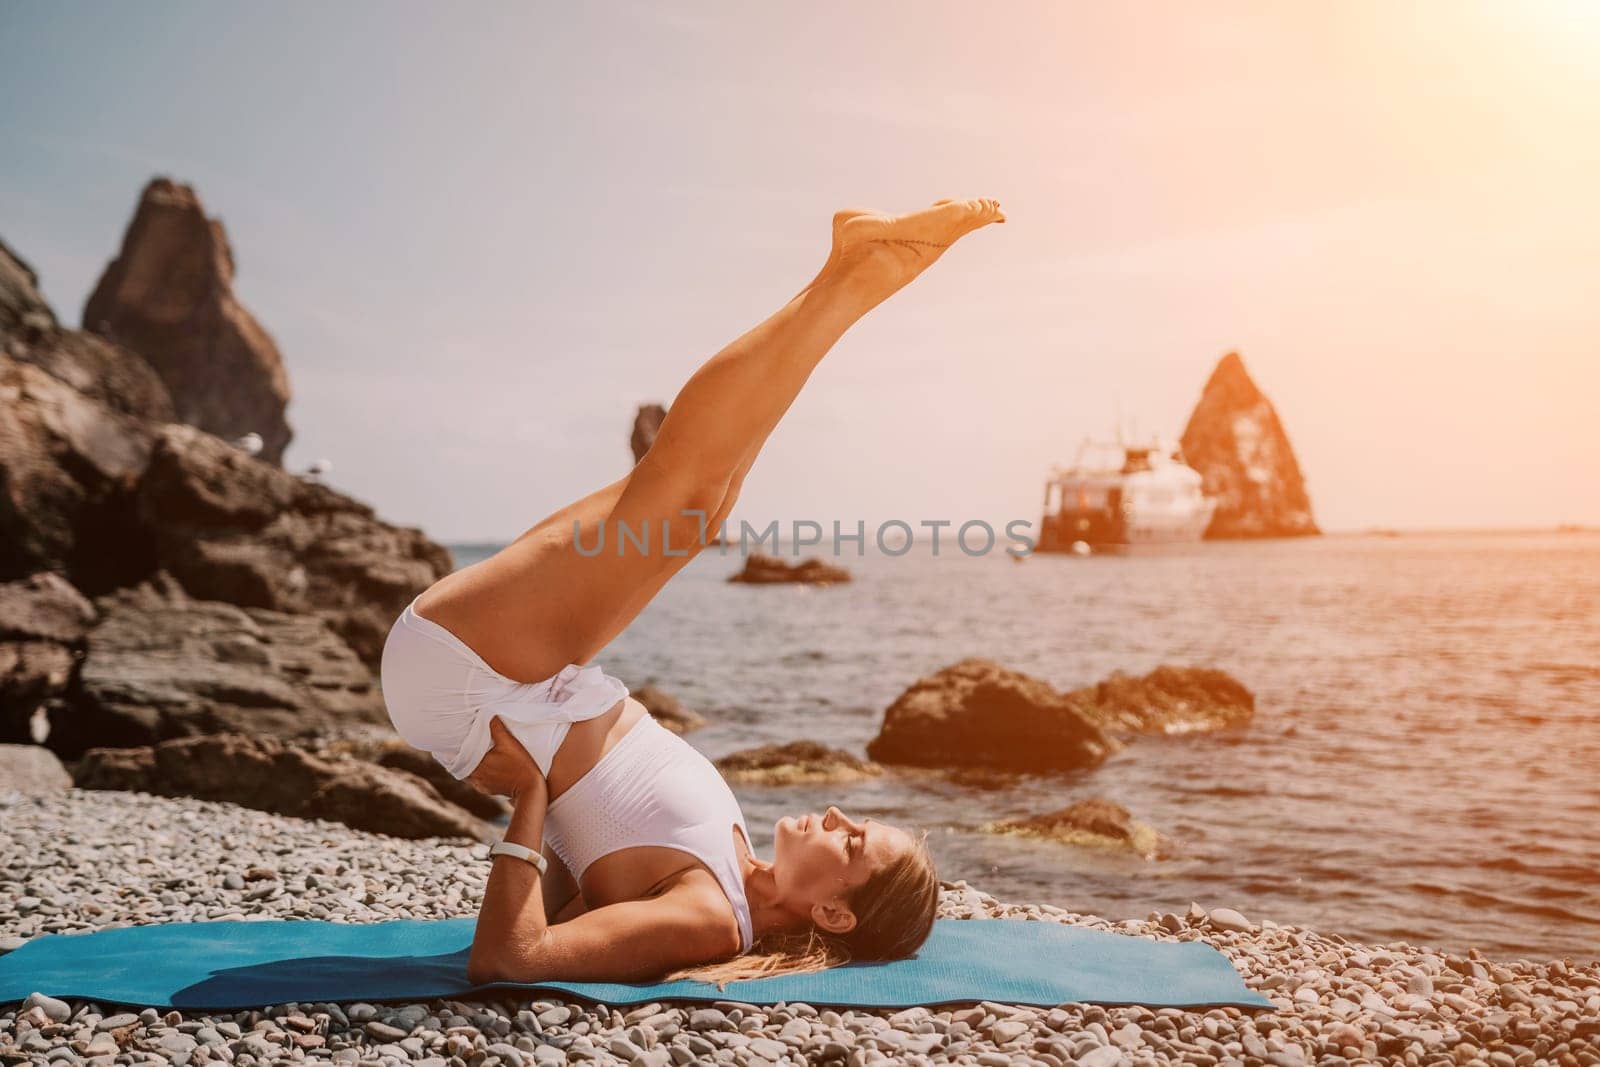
[{"xmin": 378, "ymin": 595, "xmax": 628, "ymax": 781}]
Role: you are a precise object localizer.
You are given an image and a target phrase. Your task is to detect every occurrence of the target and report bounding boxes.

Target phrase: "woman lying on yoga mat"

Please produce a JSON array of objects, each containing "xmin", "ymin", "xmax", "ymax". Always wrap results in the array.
[{"xmin": 379, "ymin": 198, "xmax": 1006, "ymax": 988}]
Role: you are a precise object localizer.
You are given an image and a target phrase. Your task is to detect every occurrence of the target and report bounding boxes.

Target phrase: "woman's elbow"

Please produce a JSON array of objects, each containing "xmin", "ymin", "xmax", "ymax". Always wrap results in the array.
[
  {"xmin": 467, "ymin": 942, "xmax": 527, "ymax": 985},
  {"xmin": 466, "ymin": 947, "xmax": 503, "ymax": 986},
  {"xmin": 467, "ymin": 933, "xmax": 544, "ymax": 985}
]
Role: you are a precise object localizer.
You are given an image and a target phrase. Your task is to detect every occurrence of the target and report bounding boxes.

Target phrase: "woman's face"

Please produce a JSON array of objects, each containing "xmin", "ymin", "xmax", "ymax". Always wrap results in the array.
[{"xmin": 770, "ymin": 805, "xmax": 912, "ymax": 926}]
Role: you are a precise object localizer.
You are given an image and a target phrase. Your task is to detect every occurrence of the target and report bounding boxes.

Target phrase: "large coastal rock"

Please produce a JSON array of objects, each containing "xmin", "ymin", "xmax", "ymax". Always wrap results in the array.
[
  {"xmin": 728, "ymin": 553, "xmax": 851, "ymax": 586},
  {"xmin": 82, "ymin": 178, "xmax": 293, "ymax": 463},
  {"xmin": 1, "ymin": 209, "xmax": 451, "ymax": 764},
  {"xmin": 0, "ymin": 352, "xmax": 448, "ymax": 662},
  {"xmin": 318, "ymin": 734, "xmax": 509, "ymax": 821},
  {"xmin": 869, "ymin": 659, "xmax": 1255, "ymax": 774},
  {"xmin": 3, "ymin": 215, "xmax": 449, "ymax": 665},
  {"xmin": 0, "ymin": 572, "xmax": 96, "ymax": 743},
  {"xmin": 630, "ymin": 403, "xmax": 666, "ymax": 464},
  {"xmin": 0, "ymin": 355, "xmax": 159, "ymax": 588},
  {"xmin": 134, "ymin": 422, "xmax": 450, "ymax": 666},
  {"xmin": 867, "ymin": 658, "xmax": 1119, "ymax": 773},
  {"xmin": 1181, "ymin": 352, "xmax": 1318, "ymax": 539},
  {"xmin": 716, "ymin": 740, "xmax": 884, "ymax": 785},
  {"xmin": 46, "ymin": 577, "xmax": 386, "ymax": 759},
  {"xmin": 74, "ymin": 733, "xmax": 490, "ymax": 841},
  {"xmin": 0, "ymin": 570, "xmax": 97, "ymax": 645}
]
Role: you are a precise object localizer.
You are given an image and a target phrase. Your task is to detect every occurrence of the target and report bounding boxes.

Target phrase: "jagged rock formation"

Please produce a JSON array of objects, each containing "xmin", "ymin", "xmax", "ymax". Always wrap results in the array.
[
  {"xmin": 133, "ymin": 422, "xmax": 451, "ymax": 666},
  {"xmin": 74, "ymin": 732, "xmax": 491, "ymax": 841},
  {"xmin": 0, "ymin": 354, "xmax": 449, "ymax": 664},
  {"xmin": 0, "ymin": 237, "xmax": 54, "ymax": 336},
  {"xmin": 82, "ymin": 178, "xmax": 293, "ymax": 463},
  {"xmin": 2, "ymin": 238, "xmax": 175, "ymax": 423},
  {"xmin": 316, "ymin": 735, "xmax": 509, "ymax": 821},
  {"xmin": 1181, "ymin": 352, "xmax": 1318, "ymax": 538},
  {"xmin": 2, "ymin": 212, "xmax": 450, "ymax": 773},
  {"xmin": 630, "ymin": 403, "xmax": 666, "ymax": 464},
  {"xmin": 0, "ymin": 355, "xmax": 158, "ymax": 589},
  {"xmin": 45, "ymin": 577, "xmax": 387, "ymax": 760},
  {"xmin": 728, "ymin": 553, "xmax": 851, "ymax": 586},
  {"xmin": 716, "ymin": 740, "xmax": 884, "ymax": 785}
]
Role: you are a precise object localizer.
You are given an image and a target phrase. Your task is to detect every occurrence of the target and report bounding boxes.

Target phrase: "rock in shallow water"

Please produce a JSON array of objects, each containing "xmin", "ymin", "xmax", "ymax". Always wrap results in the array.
[
  {"xmin": 867, "ymin": 657, "xmax": 1118, "ymax": 773},
  {"xmin": 1073, "ymin": 664, "xmax": 1254, "ymax": 736},
  {"xmin": 632, "ymin": 684, "xmax": 706, "ymax": 735},
  {"xmin": 868, "ymin": 658, "xmax": 1254, "ymax": 775},
  {"xmin": 715, "ymin": 740, "xmax": 884, "ymax": 785},
  {"xmin": 984, "ymin": 796, "xmax": 1170, "ymax": 859},
  {"xmin": 727, "ymin": 553, "xmax": 850, "ymax": 586}
]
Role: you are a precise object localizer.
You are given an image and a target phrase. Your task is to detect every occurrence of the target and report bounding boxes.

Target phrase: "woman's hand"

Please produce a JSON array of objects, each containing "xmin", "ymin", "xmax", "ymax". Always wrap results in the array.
[{"xmin": 466, "ymin": 716, "xmax": 547, "ymax": 803}]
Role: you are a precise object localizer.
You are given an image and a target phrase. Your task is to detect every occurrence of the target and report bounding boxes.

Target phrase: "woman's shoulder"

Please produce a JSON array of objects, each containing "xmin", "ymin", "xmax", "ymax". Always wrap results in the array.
[{"xmin": 652, "ymin": 868, "xmax": 745, "ymax": 957}]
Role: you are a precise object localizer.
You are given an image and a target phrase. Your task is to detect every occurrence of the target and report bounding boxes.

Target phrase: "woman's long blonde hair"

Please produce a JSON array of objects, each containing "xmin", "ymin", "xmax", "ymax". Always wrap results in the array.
[{"xmin": 662, "ymin": 828, "xmax": 938, "ymax": 991}]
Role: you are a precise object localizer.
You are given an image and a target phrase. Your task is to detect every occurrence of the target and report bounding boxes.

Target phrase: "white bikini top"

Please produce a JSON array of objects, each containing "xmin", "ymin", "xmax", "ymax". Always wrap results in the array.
[{"xmin": 543, "ymin": 712, "xmax": 755, "ymax": 953}]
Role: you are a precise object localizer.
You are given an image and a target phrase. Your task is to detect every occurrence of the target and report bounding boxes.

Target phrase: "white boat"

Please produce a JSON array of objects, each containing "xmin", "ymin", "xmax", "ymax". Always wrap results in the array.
[{"xmin": 1038, "ymin": 437, "xmax": 1216, "ymax": 549}]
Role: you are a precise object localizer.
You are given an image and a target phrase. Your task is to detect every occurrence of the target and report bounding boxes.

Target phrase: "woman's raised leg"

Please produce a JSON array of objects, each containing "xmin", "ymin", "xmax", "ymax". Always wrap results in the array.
[{"xmin": 415, "ymin": 198, "xmax": 1004, "ymax": 682}]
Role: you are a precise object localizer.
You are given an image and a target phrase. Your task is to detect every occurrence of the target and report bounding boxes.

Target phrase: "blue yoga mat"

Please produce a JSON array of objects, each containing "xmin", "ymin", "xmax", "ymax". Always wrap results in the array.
[{"xmin": 0, "ymin": 917, "xmax": 1273, "ymax": 1011}]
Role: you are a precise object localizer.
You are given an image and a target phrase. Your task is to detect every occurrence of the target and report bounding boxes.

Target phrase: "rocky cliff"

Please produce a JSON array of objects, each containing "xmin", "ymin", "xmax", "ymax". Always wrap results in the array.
[
  {"xmin": 82, "ymin": 177, "xmax": 294, "ymax": 463},
  {"xmin": 1180, "ymin": 352, "xmax": 1319, "ymax": 539},
  {"xmin": 1, "ymin": 190, "xmax": 451, "ymax": 764}
]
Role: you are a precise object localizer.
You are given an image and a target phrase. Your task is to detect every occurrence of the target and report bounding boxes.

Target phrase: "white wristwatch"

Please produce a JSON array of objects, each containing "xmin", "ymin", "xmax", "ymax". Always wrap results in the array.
[{"xmin": 488, "ymin": 839, "xmax": 547, "ymax": 875}]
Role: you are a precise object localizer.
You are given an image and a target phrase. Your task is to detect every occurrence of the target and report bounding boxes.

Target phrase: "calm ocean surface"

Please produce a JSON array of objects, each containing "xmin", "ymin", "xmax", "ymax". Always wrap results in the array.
[{"xmin": 450, "ymin": 531, "xmax": 1599, "ymax": 962}]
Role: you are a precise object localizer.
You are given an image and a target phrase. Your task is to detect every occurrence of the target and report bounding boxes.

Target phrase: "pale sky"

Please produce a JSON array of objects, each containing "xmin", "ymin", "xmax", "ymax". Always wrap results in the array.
[{"xmin": 4, "ymin": 2, "xmax": 1597, "ymax": 541}]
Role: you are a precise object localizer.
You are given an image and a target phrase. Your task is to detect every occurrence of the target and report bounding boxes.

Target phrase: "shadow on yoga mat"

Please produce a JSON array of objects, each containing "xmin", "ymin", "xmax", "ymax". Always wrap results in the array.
[{"xmin": 0, "ymin": 916, "xmax": 1274, "ymax": 1012}]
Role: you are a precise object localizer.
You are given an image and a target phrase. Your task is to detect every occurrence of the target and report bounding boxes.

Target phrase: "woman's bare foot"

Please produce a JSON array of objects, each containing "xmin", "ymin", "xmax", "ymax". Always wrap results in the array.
[
  {"xmin": 823, "ymin": 198, "xmax": 1005, "ymax": 306},
  {"xmin": 794, "ymin": 209, "xmax": 871, "ymax": 297}
]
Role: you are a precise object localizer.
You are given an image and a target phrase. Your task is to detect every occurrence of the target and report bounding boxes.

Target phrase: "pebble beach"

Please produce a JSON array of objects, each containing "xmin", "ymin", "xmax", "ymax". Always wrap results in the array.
[{"xmin": 4, "ymin": 791, "xmax": 1598, "ymax": 1067}]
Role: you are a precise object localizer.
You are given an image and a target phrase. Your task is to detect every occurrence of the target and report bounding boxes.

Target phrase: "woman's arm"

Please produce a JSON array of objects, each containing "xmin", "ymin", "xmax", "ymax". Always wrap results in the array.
[
  {"xmin": 464, "ymin": 719, "xmax": 735, "ymax": 985},
  {"xmin": 460, "ymin": 716, "xmax": 729, "ymax": 985},
  {"xmin": 466, "ymin": 775, "xmax": 735, "ymax": 984},
  {"xmin": 468, "ymin": 780, "xmax": 553, "ymax": 983}
]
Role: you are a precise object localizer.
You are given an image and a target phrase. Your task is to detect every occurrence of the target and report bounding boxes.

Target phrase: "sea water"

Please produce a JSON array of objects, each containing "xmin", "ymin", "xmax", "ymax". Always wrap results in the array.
[{"xmin": 449, "ymin": 530, "xmax": 1599, "ymax": 960}]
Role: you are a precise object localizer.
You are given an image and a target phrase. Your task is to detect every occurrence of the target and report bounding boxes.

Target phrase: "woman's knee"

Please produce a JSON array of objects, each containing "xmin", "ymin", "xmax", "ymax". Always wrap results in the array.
[
  {"xmin": 706, "ymin": 481, "xmax": 742, "ymax": 540},
  {"xmin": 633, "ymin": 449, "xmax": 729, "ymax": 513}
]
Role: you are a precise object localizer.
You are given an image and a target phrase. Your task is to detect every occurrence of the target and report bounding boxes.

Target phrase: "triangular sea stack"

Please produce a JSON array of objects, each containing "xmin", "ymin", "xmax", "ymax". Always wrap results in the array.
[
  {"xmin": 1181, "ymin": 352, "xmax": 1318, "ymax": 539},
  {"xmin": 83, "ymin": 177, "xmax": 293, "ymax": 463}
]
